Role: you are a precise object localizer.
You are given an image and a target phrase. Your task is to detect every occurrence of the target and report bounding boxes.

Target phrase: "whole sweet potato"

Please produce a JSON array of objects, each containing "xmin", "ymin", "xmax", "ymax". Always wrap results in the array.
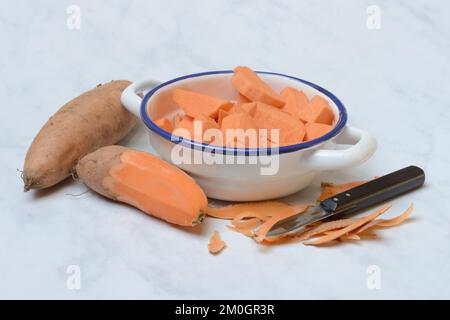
[{"xmin": 23, "ymin": 80, "xmax": 136, "ymax": 191}]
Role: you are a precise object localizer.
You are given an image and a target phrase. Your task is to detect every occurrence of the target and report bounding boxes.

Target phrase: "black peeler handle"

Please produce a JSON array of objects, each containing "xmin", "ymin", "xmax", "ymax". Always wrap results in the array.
[{"xmin": 320, "ymin": 166, "xmax": 425, "ymax": 218}]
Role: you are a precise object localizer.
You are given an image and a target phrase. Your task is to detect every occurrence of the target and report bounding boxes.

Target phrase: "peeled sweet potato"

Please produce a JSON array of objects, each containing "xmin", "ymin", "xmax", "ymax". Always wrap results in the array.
[
  {"xmin": 299, "ymin": 96, "xmax": 334, "ymax": 125},
  {"xmin": 280, "ymin": 87, "xmax": 309, "ymax": 118},
  {"xmin": 167, "ymin": 67, "xmax": 336, "ymax": 147},
  {"xmin": 75, "ymin": 146, "xmax": 207, "ymax": 226},
  {"xmin": 154, "ymin": 117, "xmax": 174, "ymax": 132},
  {"xmin": 251, "ymin": 102, "xmax": 306, "ymax": 146},
  {"xmin": 231, "ymin": 66, "xmax": 285, "ymax": 107},
  {"xmin": 173, "ymin": 88, "xmax": 233, "ymax": 119},
  {"xmin": 23, "ymin": 80, "xmax": 136, "ymax": 191},
  {"xmin": 304, "ymin": 123, "xmax": 333, "ymax": 141}
]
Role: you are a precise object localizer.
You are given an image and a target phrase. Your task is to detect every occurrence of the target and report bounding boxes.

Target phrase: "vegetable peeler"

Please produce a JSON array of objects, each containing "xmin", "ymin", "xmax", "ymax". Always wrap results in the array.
[{"xmin": 266, "ymin": 166, "xmax": 425, "ymax": 237}]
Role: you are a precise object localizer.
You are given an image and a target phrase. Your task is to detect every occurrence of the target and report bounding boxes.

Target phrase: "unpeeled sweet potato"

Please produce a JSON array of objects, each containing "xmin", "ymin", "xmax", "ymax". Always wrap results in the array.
[
  {"xmin": 76, "ymin": 146, "xmax": 207, "ymax": 226},
  {"xmin": 22, "ymin": 80, "xmax": 136, "ymax": 191}
]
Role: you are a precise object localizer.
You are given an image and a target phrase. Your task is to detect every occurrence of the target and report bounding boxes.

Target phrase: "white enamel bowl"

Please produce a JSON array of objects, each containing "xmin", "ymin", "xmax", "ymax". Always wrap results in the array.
[{"xmin": 121, "ymin": 71, "xmax": 377, "ymax": 201}]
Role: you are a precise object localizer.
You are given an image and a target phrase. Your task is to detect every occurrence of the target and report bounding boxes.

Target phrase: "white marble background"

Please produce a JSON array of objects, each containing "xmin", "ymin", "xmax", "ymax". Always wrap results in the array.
[{"xmin": 1, "ymin": 0, "xmax": 449, "ymax": 299}]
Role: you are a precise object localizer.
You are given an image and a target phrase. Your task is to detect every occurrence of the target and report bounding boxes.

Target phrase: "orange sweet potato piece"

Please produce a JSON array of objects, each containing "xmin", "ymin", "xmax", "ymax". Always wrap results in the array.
[
  {"xmin": 76, "ymin": 146, "xmax": 207, "ymax": 226},
  {"xmin": 233, "ymin": 104, "xmax": 245, "ymax": 114},
  {"xmin": 196, "ymin": 114, "xmax": 220, "ymax": 130},
  {"xmin": 221, "ymin": 112, "xmax": 258, "ymax": 147},
  {"xmin": 235, "ymin": 102, "xmax": 257, "ymax": 115},
  {"xmin": 231, "ymin": 66, "xmax": 285, "ymax": 107},
  {"xmin": 208, "ymin": 230, "xmax": 226, "ymax": 254},
  {"xmin": 299, "ymin": 96, "xmax": 334, "ymax": 125},
  {"xmin": 280, "ymin": 87, "xmax": 309, "ymax": 119},
  {"xmin": 173, "ymin": 115, "xmax": 195, "ymax": 140},
  {"xmin": 173, "ymin": 114, "xmax": 222, "ymax": 144},
  {"xmin": 236, "ymin": 92, "xmax": 251, "ymax": 105},
  {"xmin": 196, "ymin": 114, "xmax": 221, "ymax": 144},
  {"xmin": 304, "ymin": 122, "xmax": 333, "ymax": 141},
  {"xmin": 217, "ymin": 109, "xmax": 231, "ymax": 127},
  {"xmin": 221, "ymin": 112, "xmax": 255, "ymax": 131},
  {"xmin": 173, "ymin": 88, "xmax": 233, "ymax": 119},
  {"xmin": 252, "ymin": 102, "xmax": 305, "ymax": 146},
  {"xmin": 154, "ymin": 117, "xmax": 173, "ymax": 132},
  {"xmin": 173, "ymin": 114, "xmax": 182, "ymax": 127}
]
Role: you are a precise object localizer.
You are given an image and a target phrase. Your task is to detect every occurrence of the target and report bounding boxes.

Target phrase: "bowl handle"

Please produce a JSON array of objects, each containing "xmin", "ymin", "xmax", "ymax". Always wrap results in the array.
[
  {"xmin": 302, "ymin": 126, "xmax": 377, "ymax": 171},
  {"xmin": 121, "ymin": 80, "xmax": 161, "ymax": 117}
]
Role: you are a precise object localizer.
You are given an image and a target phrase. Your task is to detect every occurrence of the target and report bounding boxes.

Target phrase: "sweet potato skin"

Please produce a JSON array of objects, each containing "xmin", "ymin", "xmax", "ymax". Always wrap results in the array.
[
  {"xmin": 75, "ymin": 145, "xmax": 127, "ymax": 199},
  {"xmin": 23, "ymin": 80, "xmax": 136, "ymax": 191}
]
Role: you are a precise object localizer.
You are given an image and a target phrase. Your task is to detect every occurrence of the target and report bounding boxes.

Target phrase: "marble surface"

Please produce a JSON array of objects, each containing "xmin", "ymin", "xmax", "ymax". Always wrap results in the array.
[{"xmin": 1, "ymin": 0, "xmax": 449, "ymax": 299}]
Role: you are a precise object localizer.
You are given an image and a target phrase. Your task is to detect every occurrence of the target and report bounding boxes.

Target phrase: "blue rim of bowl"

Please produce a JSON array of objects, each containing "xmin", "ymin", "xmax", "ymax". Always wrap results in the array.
[{"xmin": 140, "ymin": 70, "xmax": 347, "ymax": 156}]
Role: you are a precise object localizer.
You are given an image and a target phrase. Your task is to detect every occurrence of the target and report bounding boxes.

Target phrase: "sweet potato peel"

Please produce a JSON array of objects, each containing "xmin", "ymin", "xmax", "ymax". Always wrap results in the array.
[
  {"xmin": 353, "ymin": 203, "xmax": 414, "ymax": 235},
  {"xmin": 293, "ymin": 218, "xmax": 360, "ymax": 241},
  {"xmin": 303, "ymin": 204, "xmax": 392, "ymax": 245},
  {"xmin": 339, "ymin": 234, "xmax": 360, "ymax": 241},
  {"xmin": 373, "ymin": 204, "xmax": 413, "ymax": 228},
  {"xmin": 211, "ymin": 200, "xmax": 414, "ymax": 247},
  {"xmin": 304, "ymin": 204, "xmax": 413, "ymax": 246},
  {"xmin": 206, "ymin": 178, "xmax": 413, "ymax": 249},
  {"xmin": 227, "ymin": 224, "xmax": 254, "ymax": 237},
  {"xmin": 233, "ymin": 216, "xmax": 264, "ymax": 229},
  {"xmin": 253, "ymin": 204, "xmax": 310, "ymax": 242},
  {"xmin": 205, "ymin": 201, "xmax": 298, "ymax": 220},
  {"xmin": 208, "ymin": 230, "xmax": 226, "ymax": 254}
]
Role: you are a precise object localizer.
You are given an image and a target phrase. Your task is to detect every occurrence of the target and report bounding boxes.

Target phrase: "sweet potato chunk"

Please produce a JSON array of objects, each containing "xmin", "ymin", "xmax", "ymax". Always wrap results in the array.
[
  {"xmin": 299, "ymin": 96, "xmax": 334, "ymax": 125},
  {"xmin": 173, "ymin": 88, "xmax": 233, "ymax": 119},
  {"xmin": 236, "ymin": 92, "xmax": 251, "ymax": 105},
  {"xmin": 252, "ymin": 102, "xmax": 305, "ymax": 146},
  {"xmin": 281, "ymin": 87, "xmax": 309, "ymax": 119},
  {"xmin": 154, "ymin": 117, "xmax": 173, "ymax": 132},
  {"xmin": 173, "ymin": 115, "xmax": 195, "ymax": 140},
  {"xmin": 304, "ymin": 122, "xmax": 333, "ymax": 141},
  {"xmin": 231, "ymin": 66, "xmax": 285, "ymax": 107}
]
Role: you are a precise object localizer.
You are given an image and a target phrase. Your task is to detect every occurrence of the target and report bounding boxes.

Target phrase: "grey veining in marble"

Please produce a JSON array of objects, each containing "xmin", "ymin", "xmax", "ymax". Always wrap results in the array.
[{"xmin": 1, "ymin": 0, "xmax": 449, "ymax": 299}]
